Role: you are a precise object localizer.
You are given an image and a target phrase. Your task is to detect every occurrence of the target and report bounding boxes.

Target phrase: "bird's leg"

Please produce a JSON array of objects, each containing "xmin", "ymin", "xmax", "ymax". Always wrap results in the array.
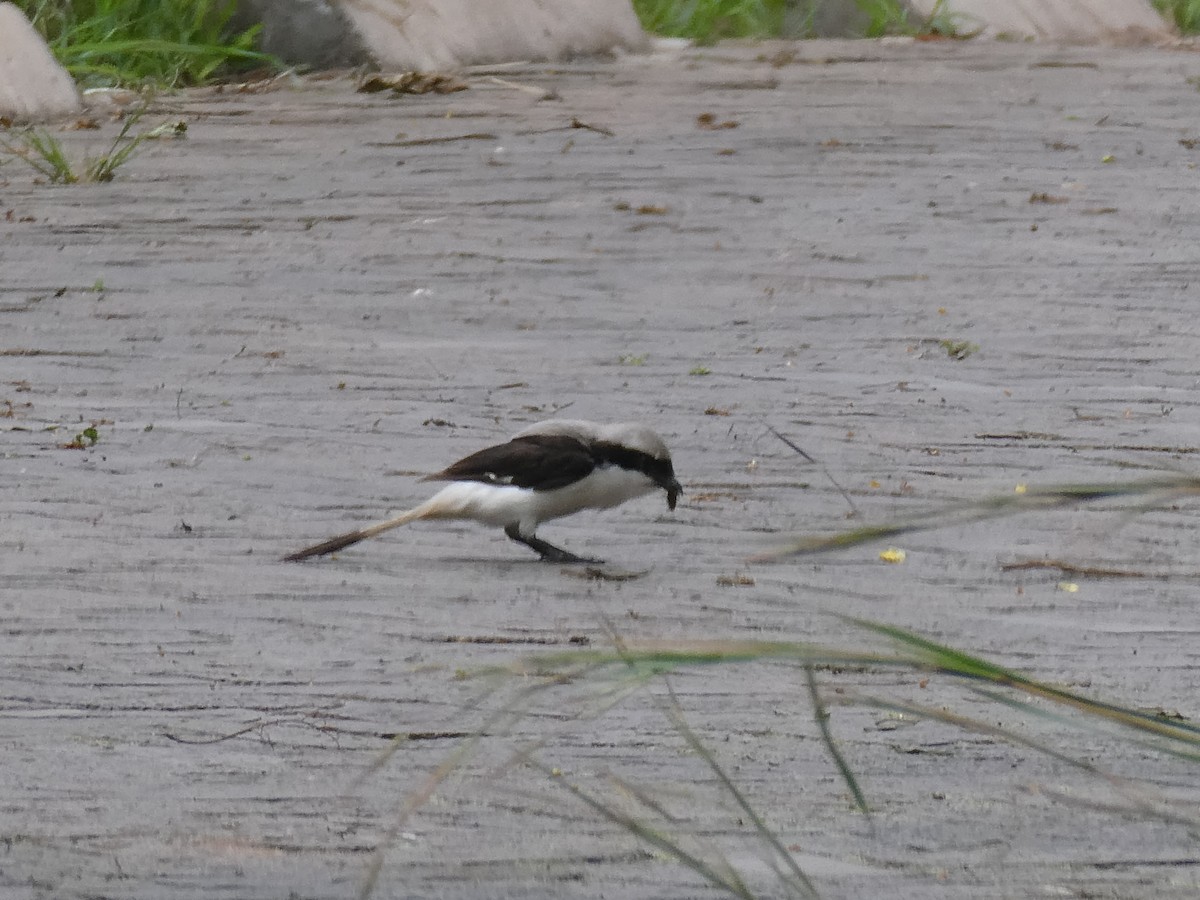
[{"xmin": 504, "ymin": 524, "xmax": 603, "ymax": 564}]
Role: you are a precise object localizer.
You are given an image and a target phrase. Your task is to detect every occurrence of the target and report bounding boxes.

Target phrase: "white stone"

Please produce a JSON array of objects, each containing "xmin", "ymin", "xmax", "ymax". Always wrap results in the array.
[
  {"xmin": 0, "ymin": 2, "xmax": 81, "ymax": 121},
  {"xmin": 334, "ymin": 0, "xmax": 649, "ymax": 70},
  {"xmin": 906, "ymin": 0, "xmax": 1173, "ymax": 42}
]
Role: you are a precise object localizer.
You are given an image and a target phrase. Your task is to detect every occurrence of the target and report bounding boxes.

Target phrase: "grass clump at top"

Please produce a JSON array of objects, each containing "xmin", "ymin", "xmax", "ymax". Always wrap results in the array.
[
  {"xmin": 1153, "ymin": 0, "xmax": 1200, "ymax": 31},
  {"xmin": 630, "ymin": 0, "xmax": 979, "ymax": 41},
  {"xmin": 854, "ymin": 0, "xmax": 977, "ymax": 37},
  {"xmin": 632, "ymin": 0, "xmax": 789, "ymax": 42},
  {"xmin": 14, "ymin": 0, "xmax": 272, "ymax": 88}
]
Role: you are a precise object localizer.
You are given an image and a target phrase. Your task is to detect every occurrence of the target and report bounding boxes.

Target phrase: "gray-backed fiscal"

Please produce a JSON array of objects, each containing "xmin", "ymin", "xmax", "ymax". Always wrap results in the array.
[{"xmin": 282, "ymin": 419, "xmax": 682, "ymax": 564}]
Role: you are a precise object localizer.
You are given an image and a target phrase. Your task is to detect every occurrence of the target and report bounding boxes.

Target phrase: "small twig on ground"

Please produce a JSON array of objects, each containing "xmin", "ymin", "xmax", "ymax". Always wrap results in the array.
[{"xmin": 765, "ymin": 423, "xmax": 858, "ymax": 515}]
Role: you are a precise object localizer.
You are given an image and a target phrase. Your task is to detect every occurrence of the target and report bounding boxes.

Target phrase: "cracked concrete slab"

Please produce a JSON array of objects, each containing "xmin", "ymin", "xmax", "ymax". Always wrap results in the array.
[{"xmin": 3, "ymin": 39, "xmax": 1200, "ymax": 900}]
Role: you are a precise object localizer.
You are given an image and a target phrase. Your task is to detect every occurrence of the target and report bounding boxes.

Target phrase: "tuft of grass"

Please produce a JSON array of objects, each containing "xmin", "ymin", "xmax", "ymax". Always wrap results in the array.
[
  {"xmin": 16, "ymin": 0, "xmax": 272, "ymax": 87},
  {"xmin": 854, "ymin": 0, "xmax": 912, "ymax": 36},
  {"xmin": 359, "ymin": 612, "xmax": 1200, "ymax": 897},
  {"xmin": 855, "ymin": 0, "xmax": 981, "ymax": 38},
  {"xmin": 1153, "ymin": 0, "xmax": 1200, "ymax": 32},
  {"xmin": 939, "ymin": 338, "xmax": 978, "ymax": 359},
  {"xmin": 0, "ymin": 102, "xmax": 163, "ymax": 183},
  {"xmin": 630, "ymin": 0, "xmax": 981, "ymax": 43},
  {"xmin": 1, "ymin": 128, "xmax": 76, "ymax": 183},
  {"xmin": 632, "ymin": 0, "xmax": 788, "ymax": 42},
  {"xmin": 60, "ymin": 425, "xmax": 100, "ymax": 449}
]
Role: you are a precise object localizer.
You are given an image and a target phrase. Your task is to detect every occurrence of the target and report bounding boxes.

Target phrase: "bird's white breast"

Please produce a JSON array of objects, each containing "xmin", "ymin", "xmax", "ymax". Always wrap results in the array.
[
  {"xmin": 529, "ymin": 466, "xmax": 657, "ymax": 522},
  {"xmin": 420, "ymin": 467, "xmax": 658, "ymax": 535}
]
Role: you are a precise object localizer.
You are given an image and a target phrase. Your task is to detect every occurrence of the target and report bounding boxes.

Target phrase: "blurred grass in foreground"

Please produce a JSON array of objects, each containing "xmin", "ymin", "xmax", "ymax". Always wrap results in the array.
[
  {"xmin": 754, "ymin": 474, "xmax": 1200, "ymax": 559},
  {"xmin": 362, "ymin": 604, "xmax": 1200, "ymax": 898}
]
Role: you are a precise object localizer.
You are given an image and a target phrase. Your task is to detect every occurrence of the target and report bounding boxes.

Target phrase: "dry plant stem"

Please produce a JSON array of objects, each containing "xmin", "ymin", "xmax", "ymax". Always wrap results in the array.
[
  {"xmin": 755, "ymin": 475, "xmax": 1200, "ymax": 560},
  {"xmin": 847, "ymin": 692, "xmax": 1200, "ymax": 829},
  {"xmin": 972, "ymin": 686, "xmax": 1200, "ymax": 765},
  {"xmin": 1000, "ymin": 559, "xmax": 1152, "ymax": 578},
  {"xmin": 359, "ymin": 660, "xmax": 631, "ymax": 899},
  {"xmin": 765, "ymin": 422, "xmax": 858, "ymax": 515},
  {"xmin": 659, "ymin": 679, "xmax": 821, "ymax": 900},
  {"xmin": 526, "ymin": 755, "xmax": 760, "ymax": 900},
  {"xmin": 604, "ymin": 767, "xmax": 755, "ymax": 896},
  {"xmin": 847, "ymin": 616, "xmax": 1200, "ymax": 747}
]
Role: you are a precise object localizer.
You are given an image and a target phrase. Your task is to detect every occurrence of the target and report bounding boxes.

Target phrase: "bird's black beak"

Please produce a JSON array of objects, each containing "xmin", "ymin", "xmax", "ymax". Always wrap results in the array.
[{"xmin": 665, "ymin": 478, "xmax": 682, "ymax": 511}]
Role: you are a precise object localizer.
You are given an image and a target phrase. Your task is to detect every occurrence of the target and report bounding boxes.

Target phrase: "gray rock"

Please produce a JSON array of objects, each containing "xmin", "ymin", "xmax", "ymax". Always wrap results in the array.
[
  {"xmin": 785, "ymin": 0, "xmax": 873, "ymax": 38},
  {"xmin": 234, "ymin": 0, "xmax": 648, "ymax": 71},
  {"xmin": 336, "ymin": 0, "xmax": 649, "ymax": 70},
  {"xmin": 0, "ymin": 2, "xmax": 81, "ymax": 122},
  {"xmin": 906, "ymin": 0, "xmax": 1172, "ymax": 41},
  {"xmin": 231, "ymin": 0, "xmax": 370, "ymax": 69}
]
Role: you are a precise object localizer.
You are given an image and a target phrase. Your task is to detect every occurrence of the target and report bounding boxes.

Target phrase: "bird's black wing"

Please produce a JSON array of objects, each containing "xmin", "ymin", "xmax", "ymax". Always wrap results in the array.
[{"xmin": 423, "ymin": 434, "xmax": 596, "ymax": 492}]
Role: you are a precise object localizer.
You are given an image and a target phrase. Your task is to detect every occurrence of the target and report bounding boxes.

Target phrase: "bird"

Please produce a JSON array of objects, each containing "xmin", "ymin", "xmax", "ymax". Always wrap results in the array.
[{"xmin": 281, "ymin": 419, "xmax": 682, "ymax": 564}]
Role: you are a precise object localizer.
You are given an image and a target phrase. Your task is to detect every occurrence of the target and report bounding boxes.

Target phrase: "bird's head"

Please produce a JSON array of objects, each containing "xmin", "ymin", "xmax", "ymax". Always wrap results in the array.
[
  {"xmin": 599, "ymin": 422, "xmax": 682, "ymax": 511},
  {"xmin": 515, "ymin": 420, "xmax": 683, "ymax": 511}
]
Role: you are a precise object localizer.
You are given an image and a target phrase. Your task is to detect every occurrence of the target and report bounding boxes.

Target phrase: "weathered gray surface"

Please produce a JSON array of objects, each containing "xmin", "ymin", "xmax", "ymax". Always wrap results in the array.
[
  {"xmin": 4, "ymin": 40, "xmax": 1200, "ymax": 899},
  {"xmin": 0, "ymin": 2, "xmax": 81, "ymax": 122}
]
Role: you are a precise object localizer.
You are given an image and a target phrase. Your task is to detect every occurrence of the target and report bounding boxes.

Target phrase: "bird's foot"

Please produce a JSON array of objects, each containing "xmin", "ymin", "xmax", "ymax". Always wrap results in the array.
[
  {"xmin": 505, "ymin": 525, "xmax": 603, "ymax": 565},
  {"xmin": 539, "ymin": 547, "xmax": 604, "ymax": 565}
]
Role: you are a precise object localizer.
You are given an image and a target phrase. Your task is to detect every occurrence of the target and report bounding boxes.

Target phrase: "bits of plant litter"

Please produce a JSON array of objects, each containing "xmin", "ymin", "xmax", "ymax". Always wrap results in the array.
[
  {"xmin": 716, "ymin": 573, "xmax": 756, "ymax": 587},
  {"xmin": 1057, "ymin": 581, "xmax": 1080, "ymax": 593},
  {"xmin": 359, "ymin": 72, "xmax": 468, "ymax": 95},
  {"xmin": 696, "ymin": 112, "xmax": 739, "ymax": 130},
  {"xmin": 879, "ymin": 548, "xmax": 907, "ymax": 564},
  {"xmin": 1014, "ymin": 483, "xmax": 1028, "ymax": 494}
]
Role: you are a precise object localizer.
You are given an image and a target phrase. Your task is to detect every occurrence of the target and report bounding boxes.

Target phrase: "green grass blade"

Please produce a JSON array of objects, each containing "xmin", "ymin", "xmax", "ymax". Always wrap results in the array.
[
  {"xmin": 511, "ymin": 640, "xmax": 901, "ymax": 676},
  {"xmin": 970, "ymin": 685, "xmax": 1200, "ymax": 765},
  {"xmin": 0, "ymin": 129, "xmax": 77, "ymax": 182},
  {"xmin": 805, "ymin": 665, "xmax": 869, "ymax": 815},
  {"xmin": 846, "ymin": 616, "xmax": 1200, "ymax": 745},
  {"xmin": 661, "ymin": 681, "xmax": 822, "ymax": 900},
  {"xmin": 758, "ymin": 475, "xmax": 1200, "ymax": 559},
  {"xmin": 529, "ymin": 757, "xmax": 760, "ymax": 899},
  {"xmin": 850, "ymin": 692, "xmax": 1108, "ymax": 773},
  {"xmin": 605, "ymin": 770, "xmax": 754, "ymax": 895},
  {"xmin": 849, "ymin": 692, "xmax": 1200, "ymax": 830}
]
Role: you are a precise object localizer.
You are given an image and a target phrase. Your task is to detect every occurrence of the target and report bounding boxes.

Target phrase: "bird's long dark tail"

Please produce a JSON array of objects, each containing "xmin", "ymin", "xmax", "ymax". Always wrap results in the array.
[{"xmin": 281, "ymin": 506, "xmax": 427, "ymax": 561}]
